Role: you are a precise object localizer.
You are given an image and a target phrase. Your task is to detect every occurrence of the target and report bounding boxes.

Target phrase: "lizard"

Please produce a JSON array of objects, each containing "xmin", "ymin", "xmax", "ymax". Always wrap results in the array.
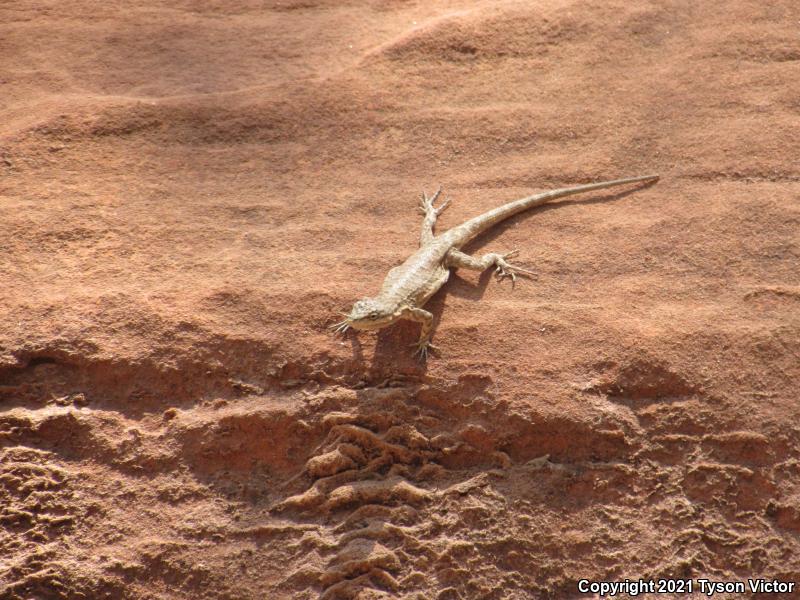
[{"xmin": 331, "ymin": 174, "xmax": 659, "ymax": 358}]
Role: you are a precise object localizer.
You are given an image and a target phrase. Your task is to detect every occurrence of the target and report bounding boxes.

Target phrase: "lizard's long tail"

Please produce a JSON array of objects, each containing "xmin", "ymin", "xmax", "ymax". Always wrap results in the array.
[{"xmin": 451, "ymin": 174, "xmax": 659, "ymax": 246}]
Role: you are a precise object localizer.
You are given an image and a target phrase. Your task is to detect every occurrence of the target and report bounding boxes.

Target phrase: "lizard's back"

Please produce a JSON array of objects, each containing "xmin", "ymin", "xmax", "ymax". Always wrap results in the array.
[{"xmin": 379, "ymin": 238, "xmax": 452, "ymax": 308}]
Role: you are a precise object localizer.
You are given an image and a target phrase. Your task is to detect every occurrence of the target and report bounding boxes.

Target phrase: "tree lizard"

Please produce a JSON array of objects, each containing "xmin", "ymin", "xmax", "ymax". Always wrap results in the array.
[{"xmin": 332, "ymin": 174, "xmax": 659, "ymax": 358}]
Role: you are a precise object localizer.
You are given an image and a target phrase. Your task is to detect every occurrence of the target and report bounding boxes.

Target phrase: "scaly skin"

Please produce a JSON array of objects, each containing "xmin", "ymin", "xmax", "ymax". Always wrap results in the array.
[{"xmin": 332, "ymin": 174, "xmax": 659, "ymax": 358}]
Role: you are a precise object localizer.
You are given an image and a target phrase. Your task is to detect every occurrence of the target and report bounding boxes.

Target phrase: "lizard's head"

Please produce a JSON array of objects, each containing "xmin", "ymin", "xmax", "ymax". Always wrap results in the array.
[{"xmin": 343, "ymin": 297, "xmax": 398, "ymax": 331}]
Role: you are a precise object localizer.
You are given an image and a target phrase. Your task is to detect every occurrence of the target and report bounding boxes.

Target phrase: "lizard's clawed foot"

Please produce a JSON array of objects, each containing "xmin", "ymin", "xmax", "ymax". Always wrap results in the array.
[
  {"xmin": 494, "ymin": 250, "xmax": 536, "ymax": 284},
  {"xmin": 329, "ymin": 318, "xmax": 351, "ymax": 335},
  {"xmin": 418, "ymin": 187, "xmax": 450, "ymax": 218},
  {"xmin": 411, "ymin": 339, "xmax": 439, "ymax": 360}
]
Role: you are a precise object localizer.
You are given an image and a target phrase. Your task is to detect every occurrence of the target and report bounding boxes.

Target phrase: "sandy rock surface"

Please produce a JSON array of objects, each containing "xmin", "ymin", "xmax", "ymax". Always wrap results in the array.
[{"xmin": 1, "ymin": 0, "xmax": 799, "ymax": 598}]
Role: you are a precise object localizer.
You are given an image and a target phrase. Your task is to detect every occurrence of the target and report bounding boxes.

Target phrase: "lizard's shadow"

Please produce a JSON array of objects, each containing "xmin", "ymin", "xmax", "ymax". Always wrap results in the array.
[
  {"xmin": 371, "ymin": 317, "xmax": 439, "ymax": 374},
  {"xmin": 368, "ymin": 182, "xmax": 655, "ymax": 368}
]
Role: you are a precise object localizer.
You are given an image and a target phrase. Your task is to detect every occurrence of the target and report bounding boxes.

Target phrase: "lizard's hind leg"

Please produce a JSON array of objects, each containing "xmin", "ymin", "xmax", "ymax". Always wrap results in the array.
[
  {"xmin": 445, "ymin": 248, "xmax": 535, "ymax": 283},
  {"xmin": 418, "ymin": 187, "xmax": 451, "ymax": 246}
]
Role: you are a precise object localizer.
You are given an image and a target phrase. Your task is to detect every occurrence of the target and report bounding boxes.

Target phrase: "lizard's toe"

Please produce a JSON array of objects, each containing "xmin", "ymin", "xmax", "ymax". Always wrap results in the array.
[
  {"xmin": 503, "ymin": 249, "xmax": 520, "ymax": 260},
  {"xmin": 495, "ymin": 253, "xmax": 535, "ymax": 283},
  {"xmin": 434, "ymin": 198, "xmax": 451, "ymax": 216},
  {"xmin": 495, "ymin": 265, "xmax": 517, "ymax": 283},
  {"xmin": 329, "ymin": 319, "xmax": 351, "ymax": 335},
  {"xmin": 411, "ymin": 340, "xmax": 438, "ymax": 360}
]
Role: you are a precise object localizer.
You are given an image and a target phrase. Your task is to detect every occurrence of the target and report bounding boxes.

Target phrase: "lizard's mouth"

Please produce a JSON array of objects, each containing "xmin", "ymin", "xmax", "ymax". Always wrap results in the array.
[
  {"xmin": 330, "ymin": 312, "xmax": 397, "ymax": 333},
  {"xmin": 335, "ymin": 299, "xmax": 399, "ymax": 332},
  {"xmin": 347, "ymin": 312, "xmax": 398, "ymax": 331},
  {"xmin": 348, "ymin": 317, "xmax": 385, "ymax": 331}
]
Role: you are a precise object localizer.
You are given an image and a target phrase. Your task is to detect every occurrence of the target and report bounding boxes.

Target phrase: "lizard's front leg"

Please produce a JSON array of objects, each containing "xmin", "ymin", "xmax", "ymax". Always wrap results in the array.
[
  {"xmin": 445, "ymin": 248, "xmax": 535, "ymax": 283},
  {"xmin": 418, "ymin": 188, "xmax": 450, "ymax": 246},
  {"xmin": 400, "ymin": 306, "xmax": 437, "ymax": 359}
]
